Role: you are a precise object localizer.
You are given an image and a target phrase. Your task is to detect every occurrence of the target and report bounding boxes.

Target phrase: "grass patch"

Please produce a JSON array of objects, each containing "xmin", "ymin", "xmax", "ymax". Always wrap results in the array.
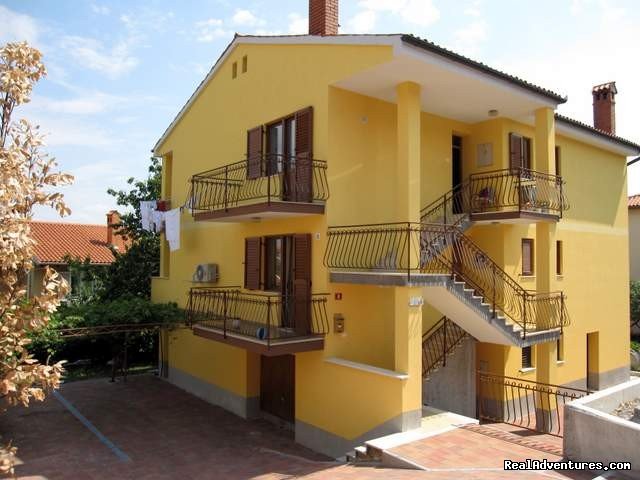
[{"xmin": 632, "ymin": 340, "xmax": 640, "ymax": 353}]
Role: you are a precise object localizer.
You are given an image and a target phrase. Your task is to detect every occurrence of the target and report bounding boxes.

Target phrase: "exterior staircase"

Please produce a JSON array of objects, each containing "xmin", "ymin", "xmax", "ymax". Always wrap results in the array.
[
  {"xmin": 325, "ymin": 168, "xmax": 569, "ymax": 347},
  {"xmin": 422, "ymin": 316, "xmax": 468, "ymax": 379}
]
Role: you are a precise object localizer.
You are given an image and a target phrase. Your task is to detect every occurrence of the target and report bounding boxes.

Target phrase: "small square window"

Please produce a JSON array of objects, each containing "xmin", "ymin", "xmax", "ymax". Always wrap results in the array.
[
  {"xmin": 555, "ymin": 146, "xmax": 561, "ymax": 176},
  {"xmin": 242, "ymin": 55, "xmax": 248, "ymax": 73},
  {"xmin": 556, "ymin": 240, "xmax": 563, "ymax": 275},
  {"xmin": 556, "ymin": 337, "xmax": 564, "ymax": 362},
  {"xmin": 232, "ymin": 61, "xmax": 238, "ymax": 79}
]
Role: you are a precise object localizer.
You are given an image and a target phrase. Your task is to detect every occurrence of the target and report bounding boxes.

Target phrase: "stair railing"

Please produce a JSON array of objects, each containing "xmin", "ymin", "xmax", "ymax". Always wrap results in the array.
[{"xmin": 422, "ymin": 316, "xmax": 467, "ymax": 378}]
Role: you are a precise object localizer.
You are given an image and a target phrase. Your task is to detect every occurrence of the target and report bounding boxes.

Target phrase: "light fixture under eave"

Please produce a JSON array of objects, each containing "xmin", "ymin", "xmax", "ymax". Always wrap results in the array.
[{"xmin": 488, "ymin": 109, "xmax": 499, "ymax": 117}]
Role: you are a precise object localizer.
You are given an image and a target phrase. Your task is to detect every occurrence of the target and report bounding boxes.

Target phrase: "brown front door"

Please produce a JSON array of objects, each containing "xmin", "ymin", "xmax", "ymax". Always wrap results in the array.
[{"xmin": 260, "ymin": 354, "xmax": 295, "ymax": 422}]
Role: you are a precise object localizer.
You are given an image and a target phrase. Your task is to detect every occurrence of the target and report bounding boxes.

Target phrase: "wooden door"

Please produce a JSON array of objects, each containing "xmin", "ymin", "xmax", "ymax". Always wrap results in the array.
[
  {"xmin": 292, "ymin": 234, "xmax": 312, "ymax": 336},
  {"xmin": 452, "ymin": 135, "xmax": 463, "ymax": 214},
  {"xmin": 294, "ymin": 107, "xmax": 313, "ymax": 202},
  {"xmin": 260, "ymin": 354, "xmax": 295, "ymax": 422}
]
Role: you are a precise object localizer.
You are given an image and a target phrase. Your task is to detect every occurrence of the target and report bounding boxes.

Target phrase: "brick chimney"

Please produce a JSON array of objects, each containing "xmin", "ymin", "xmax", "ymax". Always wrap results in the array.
[
  {"xmin": 106, "ymin": 210, "xmax": 120, "ymax": 245},
  {"xmin": 309, "ymin": 0, "xmax": 338, "ymax": 36},
  {"xmin": 592, "ymin": 82, "xmax": 617, "ymax": 134}
]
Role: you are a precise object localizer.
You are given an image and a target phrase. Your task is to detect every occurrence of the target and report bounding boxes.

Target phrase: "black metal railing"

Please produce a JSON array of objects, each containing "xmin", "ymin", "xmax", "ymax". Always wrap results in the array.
[
  {"xmin": 325, "ymin": 223, "xmax": 569, "ymax": 337},
  {"xmin": 478, "ymin": 372, "xmax": 590, "ymax": 437},
  {"xmin": 420, "ymin": 168, "xmax": 569, "ymax": 224},
  {"xmin": 189, "ymin": 154, "xmax": 329, "ymax": 215},
  {"xmin": 186, "ymin": 287, "xmax": 329, "ymax": 346},
  {"xmin": 422, "ymin": 316, "xmax": 467, "ymax": 378}
]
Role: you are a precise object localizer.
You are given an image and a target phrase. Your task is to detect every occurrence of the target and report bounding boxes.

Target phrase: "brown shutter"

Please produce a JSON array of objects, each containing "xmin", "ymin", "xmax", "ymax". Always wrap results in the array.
[
  {"xmin": 244, "ymin": 237, "xmax": 261, "ymax": 290},
  {"xmin": 555, "ymin": 146, "xmax": 561, "ymax": 176},
  {"xmin": 522, "ymin": 137, "xmax": 531, "ymax": 170},
  {"xmin": 247, "ymin": 126, "xmax": 263, "ymax": 180},
  {"xmin": 522, "ymin": 238, "xmax": 534, "ymax": 276},
  {"xmin": 294, "ymin": 107, "xmax": 313, "ymax": 202},
  {"xmin": 509, "ymin": 133, "xmax": 523, "ymax": 171},
  {"xmin": 292, "ymin": 233, "xmax": 312, "ymax": 335}
]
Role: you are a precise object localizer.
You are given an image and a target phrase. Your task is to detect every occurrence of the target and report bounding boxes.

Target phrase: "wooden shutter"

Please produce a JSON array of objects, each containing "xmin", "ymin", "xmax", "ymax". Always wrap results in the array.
[
  {"xmin": 294, "ymin": 107, "xmax": 313, "ymax": 202},
  {"xmin": 509, "ymin": 133, "xmax": 523, "ymax": 171},
  {"xmin": 247, "ymin": 126, "xmax": 263, "ymax": 180},
  {"xmin": 244, "ymin": 237, "xmax": 261, "ymax": 290},
  {"xmin": 292, "ymin": 234, "xmax": 312, "ymax": 335},
  {"xmin": 555, "ymin": 146, "xmax": 561, "ymax": 176},
  {"xmin": 556, "ymin": 240, "xmax": 563, "ymax": 275},
  {"xmin": 522, "ymin": 138, "xmax": 531, "ymax": 170},
  {"xmin": 521, "ymin": 238, "xmax": 534, "ymax": 276},
  {"xmin": 521, "ymin": 346, "xmax": 532, "ymax": 368}
]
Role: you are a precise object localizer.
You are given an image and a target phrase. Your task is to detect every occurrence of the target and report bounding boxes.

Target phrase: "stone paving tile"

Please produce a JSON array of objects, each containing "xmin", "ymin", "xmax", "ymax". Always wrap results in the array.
[{"xmin": 0, "ymin": 374, "xmax": 617, "ymax": 480}]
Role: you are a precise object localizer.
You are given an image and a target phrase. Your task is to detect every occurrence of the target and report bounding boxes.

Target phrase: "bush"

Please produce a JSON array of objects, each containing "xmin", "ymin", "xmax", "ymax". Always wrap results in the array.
[{"xmin": 30, "ymin": 297, "xmax": 182, "ymax": 366}]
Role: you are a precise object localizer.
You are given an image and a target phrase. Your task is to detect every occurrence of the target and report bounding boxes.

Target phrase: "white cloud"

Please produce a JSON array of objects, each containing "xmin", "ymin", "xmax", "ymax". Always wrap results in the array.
[
  {"xmin": 90, "ymin": 4, "xmax": 110, "ymax": 15},
  {"xmin": 0, "ymin": 5, "xmax": 40, "ymax": 45},
  {"xmin": 195, "ymin": 18, "xmax": 232, "ymax": 42},
  {"xmin": 463, "ymin": 0, "xmax": 482, "ymax": 17},
  {"xmin": 346, "ymin": 10, "xmax": 377, "ymax": 34},
  {"xmin": 231, "ymin": 9, "xmax": 265, "ymax": 27},
  {"xmin": 345, "ymin": 0, "xmax": 440, "ymax": 33},
  {"xmin": 453, "ymin": 19, "xmax": 487, "ymax": 57},
  {"xmin": 288, "ymin": 13, "xmax": 307, "ymax": 35},
  {"xmin": 60, "ymin": 36, "xmax": 139, "ymax": 78}
]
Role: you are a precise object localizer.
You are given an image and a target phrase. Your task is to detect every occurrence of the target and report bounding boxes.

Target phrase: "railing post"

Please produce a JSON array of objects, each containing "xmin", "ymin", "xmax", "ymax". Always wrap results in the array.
[
  {"xmin": 523, "ymin": 293, "xmax": 527, "ymax": 340},
  {"xmin": 492, "ymin": 262, "xmax": 496, "ymax": 318},
  {"xmin": 407, "ymin": 222, "xmax": 411, "ymax": 282},
  {"xmin": 443, "ymin": 193, "xmax": 447, "ymax": 226},
  {"xmin": 560, "ymin": 179, "xmax": 564, "ymax": 218},
  {"xmin": 224, "ymin": 165, "xmax": 228, "ymax": 212},
  {"xmin": 223, "ymin": 291, "xmax": 228, "ymax": 339},
  {"xmin": 267, "ymin": 155, "xmax": 271, "ymax": 205},
  {"xmin": 517, "ymin": 168, "xmax": 522, "ymax": 214},
  {"xmin": 560, "ymin": 292, "xmax": 564, "ymax": 335},
  {"xmin": 266, "ymin": 296, "xmax": 271, "ymax": 349},
  {"xmin": 442, "ymin": 319, "xmax": 447, "ymax": 368}
]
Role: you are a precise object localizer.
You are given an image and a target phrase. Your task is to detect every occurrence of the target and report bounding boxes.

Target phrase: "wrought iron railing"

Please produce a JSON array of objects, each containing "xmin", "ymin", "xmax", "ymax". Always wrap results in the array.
[
  {"xmin": 324, "ymin": 223, "xmax": 569, "ymax": 337},
  {"xmin": 420, "ymin": 167, "xmax": 568, "ymax": 224},
  {"xmin": 478, "ymin": 372, "xmax": 590, "ymax": 437},
  {"xmin": 186, "ymin": 287, "xmax": 329, "ymax": 345},
  {"xmin": 189, "ymin": 154, "xmax": 328, "ymax": 215},
  {"xmin": 422, "ymin": 316, "xmax": 467, "ymax": 378}
]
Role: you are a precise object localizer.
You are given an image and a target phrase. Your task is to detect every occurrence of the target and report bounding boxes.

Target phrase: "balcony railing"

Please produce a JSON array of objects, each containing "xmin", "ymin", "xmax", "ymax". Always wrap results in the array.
[
  {"xmin": 186, "ymin": 287, "xmax": 329, "ymax": 347},
  {"xmin": 324, "ymin": 222, "xmax": 568, "ymax": 337},
  {"xmin": 420, "ymin": 168, "xmax": 569, "ymax": 224},
  {"xmin": 189, "ymin": 154, "xmax": 329, "ymax": 217}
]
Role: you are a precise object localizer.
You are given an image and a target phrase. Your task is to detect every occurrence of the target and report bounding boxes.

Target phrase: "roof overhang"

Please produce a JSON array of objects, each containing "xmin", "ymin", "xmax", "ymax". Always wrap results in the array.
[{"xmin": 555, "ymin": 116, "xmax": 640, "ymax": 157}]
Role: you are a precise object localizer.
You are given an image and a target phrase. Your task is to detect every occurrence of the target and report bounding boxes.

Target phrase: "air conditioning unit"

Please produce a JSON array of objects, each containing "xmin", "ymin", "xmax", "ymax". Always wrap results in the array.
[{"xmin": 193, "ymin": 264, "xmax": 218, "ymax": 283}]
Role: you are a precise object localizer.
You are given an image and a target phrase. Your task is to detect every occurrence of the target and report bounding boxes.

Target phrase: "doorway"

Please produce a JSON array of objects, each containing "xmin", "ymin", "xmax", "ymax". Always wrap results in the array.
[
  {"xmin": 260, "ymin": 354, "xmax": 295, "ymax": 422},
  {"xmin": 586, "ymin": 332, "xmax": 599, "ymax": 390},
  {"xmin": 266, "ymin": 114, "xmax": 312, "ymax": 203},
  {"xmin": 452, "ymin": 135, "xmax": 463, "ymax": 214}
]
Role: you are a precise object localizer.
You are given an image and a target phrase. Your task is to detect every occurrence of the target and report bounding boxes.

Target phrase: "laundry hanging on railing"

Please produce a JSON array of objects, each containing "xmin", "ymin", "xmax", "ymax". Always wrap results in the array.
[
  {"xmin": 140, "ymin": 200, "xmax": 156, "ymax": 231},
  {"xmin": 164, "ymin": 208, "xmax": 181, "ymax": 251}
]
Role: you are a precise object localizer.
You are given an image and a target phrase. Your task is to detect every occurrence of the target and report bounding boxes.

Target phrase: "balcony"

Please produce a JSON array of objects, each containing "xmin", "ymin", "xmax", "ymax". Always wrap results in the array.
[
  {"xmin": 186, "ymin": 287, "xmax": 329, "ymax": 355},
  {"xmin": 189, "ymin": 154, "xmax": 328, "ymax": 222},
  {"xmin": 421, "ymin": 168, "xmax": 568, "ymax": 226}
]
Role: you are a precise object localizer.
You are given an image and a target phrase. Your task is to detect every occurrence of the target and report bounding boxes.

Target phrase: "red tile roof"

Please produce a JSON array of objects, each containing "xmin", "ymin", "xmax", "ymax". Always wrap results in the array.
[
  {"xmin": 30, "ymin": 221, "xmax": 127, "ymax": 265},
  {"xmin": 629, "ymin": 195, "xmax": 640, "ymax": 208}
]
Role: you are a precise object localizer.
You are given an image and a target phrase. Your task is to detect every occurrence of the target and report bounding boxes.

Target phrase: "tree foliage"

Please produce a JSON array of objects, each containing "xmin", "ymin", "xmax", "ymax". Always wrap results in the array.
[
  {"xmin": 631, "ymin": 281, "xmax": 640, "ymax": 331},
  {"xmin": 0, "ymin": 41, "xmax": 73, "ymax": 475}
]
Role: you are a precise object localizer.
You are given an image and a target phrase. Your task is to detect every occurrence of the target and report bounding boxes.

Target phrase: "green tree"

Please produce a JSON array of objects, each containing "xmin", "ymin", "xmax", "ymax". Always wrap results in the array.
[{"xmin": 631, "ymin": 281, "xmax": 640, "ymax": 331}]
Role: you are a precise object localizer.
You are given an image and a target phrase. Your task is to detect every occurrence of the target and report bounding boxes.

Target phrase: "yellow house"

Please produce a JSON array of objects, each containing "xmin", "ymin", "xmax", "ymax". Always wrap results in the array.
[{"xmin": 151, "ymin": 0, "xmax": 639, "ymax": 458}]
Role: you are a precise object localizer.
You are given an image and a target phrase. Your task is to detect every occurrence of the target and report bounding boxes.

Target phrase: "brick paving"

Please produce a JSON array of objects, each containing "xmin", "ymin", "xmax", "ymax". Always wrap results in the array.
[{"xmin": 0, "ymin": 374, "xmax": 620, "ymax": 480}]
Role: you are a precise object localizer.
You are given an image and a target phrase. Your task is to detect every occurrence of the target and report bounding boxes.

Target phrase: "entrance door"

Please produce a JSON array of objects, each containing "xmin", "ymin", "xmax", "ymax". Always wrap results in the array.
[
  {"xmin": 452, "ymin": 135, "xmax": 463, "ymax": 214},
  {"xmin": 260, "ymin": 354, "xmax": 295, "ymax": 422}
]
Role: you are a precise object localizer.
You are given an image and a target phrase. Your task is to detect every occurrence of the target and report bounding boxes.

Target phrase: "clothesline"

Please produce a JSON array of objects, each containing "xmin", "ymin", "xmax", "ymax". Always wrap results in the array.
[{"xmin": 139, "ymin": 184, "xmax": 192, "ymax": 252}]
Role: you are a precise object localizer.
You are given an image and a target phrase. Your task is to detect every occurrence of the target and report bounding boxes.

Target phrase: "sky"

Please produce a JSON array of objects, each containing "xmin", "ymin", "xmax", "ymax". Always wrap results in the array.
[{"xmin": 1, "ymin": 0, "xmax": 639, "ymax": 224}]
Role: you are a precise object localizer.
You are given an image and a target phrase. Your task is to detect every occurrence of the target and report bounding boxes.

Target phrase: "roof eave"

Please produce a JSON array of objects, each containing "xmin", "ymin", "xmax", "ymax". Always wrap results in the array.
[{"xmin": 555, "ymin": 114, "xmax": 640, "ymax": 156}]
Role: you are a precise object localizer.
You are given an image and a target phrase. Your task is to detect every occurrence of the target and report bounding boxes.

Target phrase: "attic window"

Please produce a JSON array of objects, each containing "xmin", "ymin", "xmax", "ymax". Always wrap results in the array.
[
  {"xmin": 242, "ymin": 55, "xmax": 248, "ymax": 73},
  {"xmin": 232, "ymin": 61, "xmax": 238, "ymax": 79}
]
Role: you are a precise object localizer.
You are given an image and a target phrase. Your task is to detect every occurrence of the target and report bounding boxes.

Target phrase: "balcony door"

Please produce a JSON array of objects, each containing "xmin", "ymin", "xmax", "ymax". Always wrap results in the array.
[
  {"xmin": 452, "ymin": 135, "xmax": 463, "ymax": 214},
  {"xmin": 266, "ymin": 107, "xmax": 313, "ymax": 203}
]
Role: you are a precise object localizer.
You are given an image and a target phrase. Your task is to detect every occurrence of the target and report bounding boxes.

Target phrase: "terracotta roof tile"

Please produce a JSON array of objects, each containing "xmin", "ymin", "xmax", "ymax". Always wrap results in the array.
[
  {"xmin": 30, "ymin": 221, "xmax": 127, "ymax": 265},
  {"xmin": 629, "ymin": 195, "xmax": 640, "ymax": 208}
]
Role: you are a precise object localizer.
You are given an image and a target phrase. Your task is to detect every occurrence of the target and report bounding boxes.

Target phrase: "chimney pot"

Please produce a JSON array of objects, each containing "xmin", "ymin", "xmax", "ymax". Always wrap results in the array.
[
  {"xmin": 592, "ymin": 81, "xmax": 617, "ymax": 134},
  {"xmin": 309, "ymin": 0, "xmax": 339, "ymax": 36},
  {"xmin": 106, "ymin": 210, "xmax": 120, "ymax": 245}
]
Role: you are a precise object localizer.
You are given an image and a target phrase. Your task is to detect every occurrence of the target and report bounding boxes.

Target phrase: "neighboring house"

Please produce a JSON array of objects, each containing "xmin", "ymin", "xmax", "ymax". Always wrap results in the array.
[
  {"xmin": 629, "ymin": 195, "xmax": 640, "ymax": 281},
  {"xmin": 151, "ymin": 0, "xmax": 640, "ymax": 458},
  {"xmin": 28, "ymin": 211, "xmax": 126, "ymax": 298}
]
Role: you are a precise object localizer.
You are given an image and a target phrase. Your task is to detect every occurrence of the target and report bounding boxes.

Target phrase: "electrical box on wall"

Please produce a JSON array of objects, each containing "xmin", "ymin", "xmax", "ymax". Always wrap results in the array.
[
  {"xmin": 334, "ymin": 314, "xmax": 345, "ymax": 333},
  {"xmin": 192, "ymin": 264, "xmax": 219, "ymax": 283}
]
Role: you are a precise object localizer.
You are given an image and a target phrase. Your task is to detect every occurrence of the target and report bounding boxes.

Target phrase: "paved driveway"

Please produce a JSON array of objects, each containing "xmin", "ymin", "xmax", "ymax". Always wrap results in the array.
[{"xmin": 0, "ymin": 375, "xmax": 626, "ymax": 479}]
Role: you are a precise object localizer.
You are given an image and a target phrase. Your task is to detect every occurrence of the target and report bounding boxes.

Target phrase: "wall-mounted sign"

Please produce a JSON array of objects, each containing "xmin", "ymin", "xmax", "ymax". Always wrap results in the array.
[
  {"xmin": 335, "ymin": 292, "xmax": 343, "ymax": 301},
  {"xmin": 477, "ymin": 143, "xmax": 493, "ymax": 167}
]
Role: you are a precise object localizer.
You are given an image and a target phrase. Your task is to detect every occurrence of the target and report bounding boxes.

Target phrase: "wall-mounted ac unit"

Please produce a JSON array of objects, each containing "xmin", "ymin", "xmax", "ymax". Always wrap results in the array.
[{"xmin": 193, "ymin": 264, "xmax": 218, "ymax": 283}]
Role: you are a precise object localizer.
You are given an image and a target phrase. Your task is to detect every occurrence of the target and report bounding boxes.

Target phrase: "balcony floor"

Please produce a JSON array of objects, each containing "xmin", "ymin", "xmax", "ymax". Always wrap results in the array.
[
  {"xmin": 193, "ymin": 201, "xmax": 325, "ymax": 222},
  {"xmin": 192, "ymin": 323, "xmax": 324, "ymax": 355},
  {"xmin": 469, "ymin": 208, "xmax": 559, "ymax": 224}
]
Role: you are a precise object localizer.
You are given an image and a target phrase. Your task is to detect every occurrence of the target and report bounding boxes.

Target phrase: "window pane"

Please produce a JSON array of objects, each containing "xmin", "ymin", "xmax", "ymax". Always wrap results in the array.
[{"xmin": 265, "ymin": 237, "xmax": 282, "ymax": 291}]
